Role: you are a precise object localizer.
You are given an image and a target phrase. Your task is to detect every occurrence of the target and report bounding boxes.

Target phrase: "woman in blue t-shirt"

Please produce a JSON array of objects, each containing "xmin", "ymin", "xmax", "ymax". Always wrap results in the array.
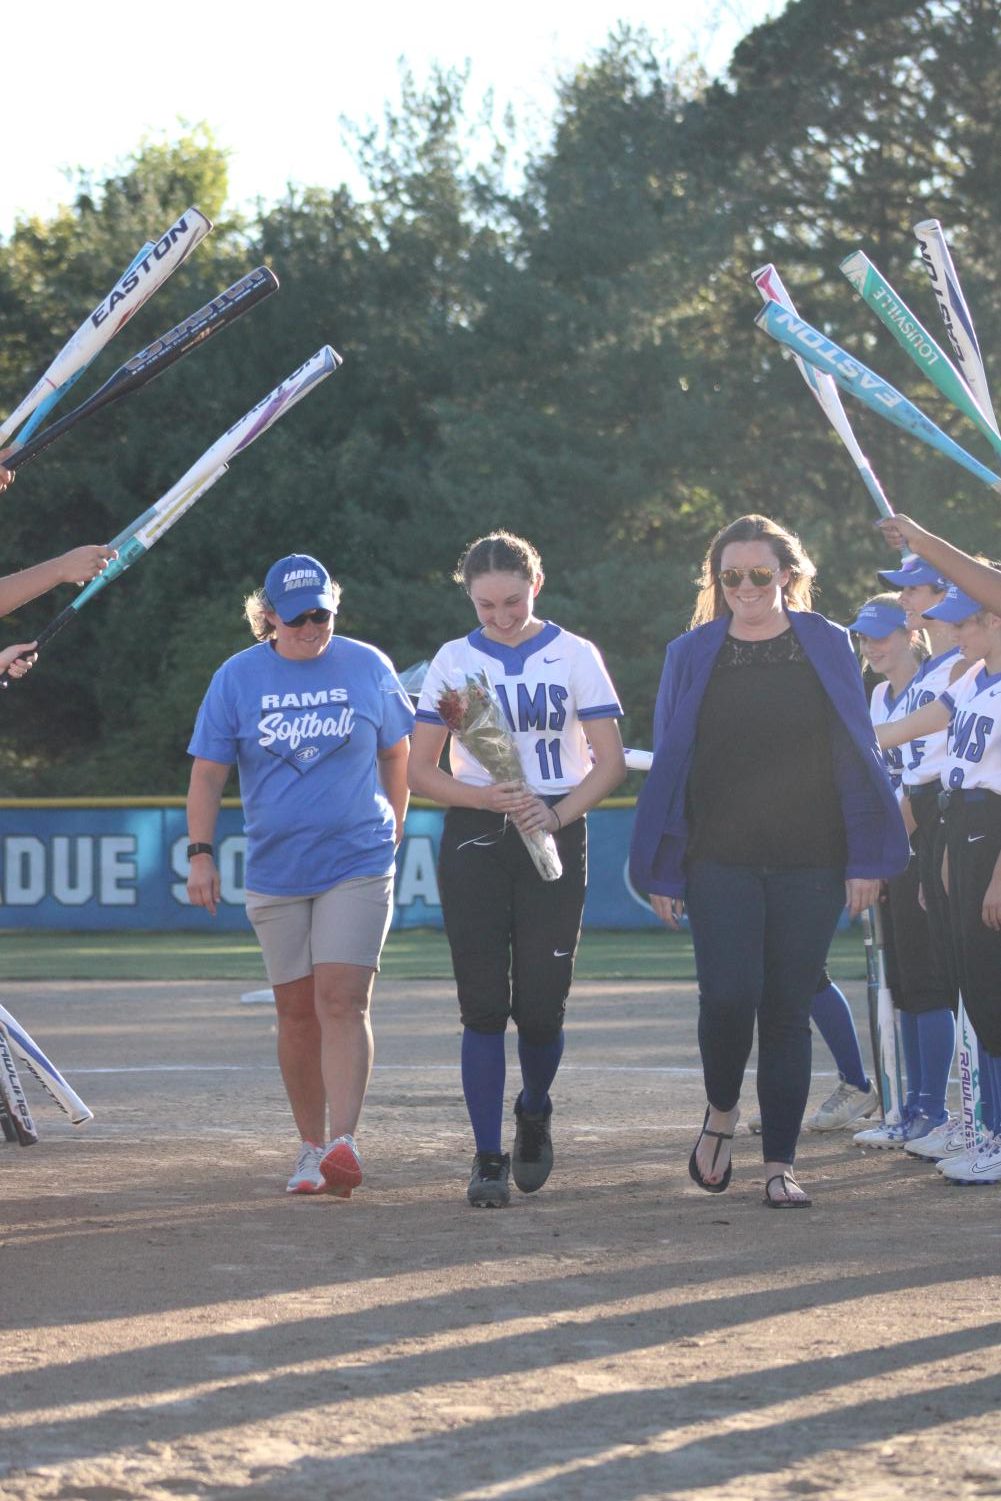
[{"xmin": 186, "ymin": 554, "xmax": 415, "ymax": 1199}]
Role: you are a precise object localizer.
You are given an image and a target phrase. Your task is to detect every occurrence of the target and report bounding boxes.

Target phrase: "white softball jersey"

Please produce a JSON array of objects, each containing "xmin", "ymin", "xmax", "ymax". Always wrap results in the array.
[
  {"xmin": 940, "ymin": 665, "xmax": 1001, "ymax": 794},
  {"xmin": 416, "ymin": 622, "xmax": 622, "ymax": 794}
]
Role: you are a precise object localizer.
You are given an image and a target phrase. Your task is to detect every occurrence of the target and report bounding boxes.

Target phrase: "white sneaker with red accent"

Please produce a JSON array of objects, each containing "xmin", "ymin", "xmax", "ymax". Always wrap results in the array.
[
  {"xmin": 320, "ymin": 1134, "xmax": 363, "ymax": 1197},
  {"xmin": 286, "ymin": 1141, "xmax": 326, "ymax": 1195}
]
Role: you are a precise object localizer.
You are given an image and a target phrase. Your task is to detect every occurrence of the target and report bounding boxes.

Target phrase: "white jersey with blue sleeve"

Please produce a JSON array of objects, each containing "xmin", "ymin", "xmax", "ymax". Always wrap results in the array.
[
  {"xmin": 900, "ymin": 646, "xmax": 964, "ymax": 790},
  {"xmin": 415, "ymin": 622, "xmax": 622, "ymax": 794},
  {"xmin": 869, "ymin": 679, "xmax": 910, "ymax": 802},
  {"xmin": 940, "ymin": 664, "xmax": 1001, "ymax": 793}
]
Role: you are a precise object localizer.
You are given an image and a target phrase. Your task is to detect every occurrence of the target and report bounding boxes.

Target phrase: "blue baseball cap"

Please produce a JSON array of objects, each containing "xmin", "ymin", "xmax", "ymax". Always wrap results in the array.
[
  {"xmin": 877, "ymin": 554, "xmax": 948, "ymax": 590},
  {"xmin": 263, "ymin": 554, "xmax": 336, "ymax": 622},
  {"xmin": 847, "ymin": 601, "xmax": 908, "ymax": 638},
  {"xmin": 922, "ymin": 584, "xmax": 981, "ymax": 623}
]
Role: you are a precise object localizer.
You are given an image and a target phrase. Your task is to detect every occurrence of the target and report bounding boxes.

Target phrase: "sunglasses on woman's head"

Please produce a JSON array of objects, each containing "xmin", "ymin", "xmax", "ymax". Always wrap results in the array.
[
  {"xmin": 285, "ymin": 608, "xmax": 332, "ymax": 627},
  {"xmin": 718, "ymin": 566, "xmax": 779, "ymax": 589}
]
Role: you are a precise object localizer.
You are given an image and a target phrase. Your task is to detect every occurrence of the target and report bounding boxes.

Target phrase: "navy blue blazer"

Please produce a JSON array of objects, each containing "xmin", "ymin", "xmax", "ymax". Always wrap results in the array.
[{"xmin": 629, "ymin": 611, "xmax": 910, "ymax": 898}]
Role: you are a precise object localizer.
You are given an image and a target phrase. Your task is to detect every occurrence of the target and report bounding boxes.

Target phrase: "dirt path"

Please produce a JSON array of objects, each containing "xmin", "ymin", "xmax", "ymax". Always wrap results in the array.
[{"xmin": 1, "ymin": 980, "xmax": 998, "ymax": 1500}]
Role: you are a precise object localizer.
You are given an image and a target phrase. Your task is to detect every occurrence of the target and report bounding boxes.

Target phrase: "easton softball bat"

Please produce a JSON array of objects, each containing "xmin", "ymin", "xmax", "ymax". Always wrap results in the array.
[
  {"xmin": 756, "ymin": 299, "xmax": 1001, "ymax": 492},
  {"xmin": 752, "ymin": 263, "xmax": 894, "ymax": 518},
  {"xmin": 4, "ymin": 266, "xmax": 279, "ymax": 471},
  {"xmin": 12, "ymin": 239, "xmax": 157, "ymax": 446},
  {"xmin": 0, "ymin": 206, "xmax": 212, "ymax": 446},
  {"xmin": 871, "ymin": 904, "xmax": 904, "ymax": 1126}
]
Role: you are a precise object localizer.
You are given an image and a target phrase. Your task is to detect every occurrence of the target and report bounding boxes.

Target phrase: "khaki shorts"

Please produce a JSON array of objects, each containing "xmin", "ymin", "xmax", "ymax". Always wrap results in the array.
[{"xmin": 245, "ymin": 874, "xmax": 394, "ymax": 984}]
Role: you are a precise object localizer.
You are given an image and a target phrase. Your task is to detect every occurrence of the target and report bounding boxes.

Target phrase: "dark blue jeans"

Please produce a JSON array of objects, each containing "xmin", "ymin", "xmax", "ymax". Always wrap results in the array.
[{"xmin": 685, "ymin": 861, "xmax": 846, "ymax": 1164}]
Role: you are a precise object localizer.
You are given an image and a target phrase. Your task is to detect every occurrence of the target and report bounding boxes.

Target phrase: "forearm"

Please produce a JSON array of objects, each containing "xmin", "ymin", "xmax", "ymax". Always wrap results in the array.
[
  {"xmin": 0, "ymin": 558, "xmax": 67, "ymax": 615},
  {"xmin": 186, "ymin": 762, "xmax": 230, "ymax": 843},
  {"xmin": 551, "ymin": 756, "xmax": 626, "ymax": 824},
  {"xmin": 407, "ymin": 758, "xmax": 494, "ymax": 809},
  {"xmin": 881, "ymin": 516, "xmax": 1001, "ymax": 614}
]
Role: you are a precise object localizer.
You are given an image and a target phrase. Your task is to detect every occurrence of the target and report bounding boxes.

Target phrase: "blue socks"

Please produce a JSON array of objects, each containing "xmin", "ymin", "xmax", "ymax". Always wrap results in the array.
[
  {"xmin": 461, "ymin": 1028, "xmax": 506, "ymax": 1154},
  {"xmin": 462, "ymin": 1027, "xmax": 566, "ymax": 1148},
  {"xmin": 898, "ymin": 1011, "xmax": 921, "ymax": 1116},
  {"xmin": 518, "ymin": 1031, "xmax": 565, "ymax": 1115},
  {"xmin": 915, "ymin": 1008, "xmax": 956, "ymax": 1121},
  {"xmin": 811, "ymin": 981, "xmax": 869, "ymax": 1091}
]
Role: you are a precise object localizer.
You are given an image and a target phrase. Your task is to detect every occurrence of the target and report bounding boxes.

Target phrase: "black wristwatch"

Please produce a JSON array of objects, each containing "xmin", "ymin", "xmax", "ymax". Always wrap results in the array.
[{"xmin": 186, "ymin": 842, "xmax": 215, "ymax": 859}]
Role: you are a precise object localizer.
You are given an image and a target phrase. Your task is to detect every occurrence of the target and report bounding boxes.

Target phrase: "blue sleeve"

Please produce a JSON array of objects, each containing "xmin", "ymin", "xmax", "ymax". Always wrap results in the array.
[
  {"xmin": 188, "ymin": 667, "xmax": 237, "ymax": 765},
  {"xmin": 375, "ymin": 662, "xmax": 416, "ymax": 749}
]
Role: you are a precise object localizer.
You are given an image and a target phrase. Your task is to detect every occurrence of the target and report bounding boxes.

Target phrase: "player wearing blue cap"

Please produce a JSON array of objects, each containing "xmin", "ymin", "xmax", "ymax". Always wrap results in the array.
[
  {"xmin": 875, "ymin": 575, "xmax": 1001, "ymax": 1183},
  {"xmin": 186, "ymin": 555, "xmax": 415, "ymax": 1197},
  {"xmin": 848, "ymin": 593, "xmax": 960, "ymax": 1149}
]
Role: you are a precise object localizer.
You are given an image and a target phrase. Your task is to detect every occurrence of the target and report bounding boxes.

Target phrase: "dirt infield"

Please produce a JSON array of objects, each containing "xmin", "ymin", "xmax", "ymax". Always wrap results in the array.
[{"xmin": 1, "ymin": 978, "xmax": 999, "ymax": 1501}]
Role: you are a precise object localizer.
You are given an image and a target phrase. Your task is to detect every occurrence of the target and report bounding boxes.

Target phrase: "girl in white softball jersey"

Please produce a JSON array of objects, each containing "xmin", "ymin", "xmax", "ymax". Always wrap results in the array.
[
  {"xmin": 850, "ymin": 595, "xmax": 956, "ymax": 1151},
  {"xmin": 876, "ymin": 582, "xmax": 1001, "ymax": 1183},
  {"xmin": 409, "ymin": 531, "xmax": 626, "ymax": 1208}
]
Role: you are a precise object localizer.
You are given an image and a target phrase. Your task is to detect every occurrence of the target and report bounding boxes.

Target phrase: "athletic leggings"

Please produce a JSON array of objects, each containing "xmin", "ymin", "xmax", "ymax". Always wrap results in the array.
[
  {"xmin": 943, "ymin": 790, "xmax": 1001, "ymax": 1055},
  {"xmin": 437, "ymin": 806, "xmax": 587, "ymax": 1045},
  {"xmin": 907, "ymin": 784, "xmax": 959, "ymax": 1010}
]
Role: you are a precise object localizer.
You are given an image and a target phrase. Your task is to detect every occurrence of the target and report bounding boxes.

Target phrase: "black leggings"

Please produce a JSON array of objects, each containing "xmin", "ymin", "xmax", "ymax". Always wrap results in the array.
[
  {"xmin": 438, "ymin": 806, "xmax": 587, "ymax": 1044},
  {"xmin": 944, "ymin": 791, "xmax": 1001, "ymax": 1054}
]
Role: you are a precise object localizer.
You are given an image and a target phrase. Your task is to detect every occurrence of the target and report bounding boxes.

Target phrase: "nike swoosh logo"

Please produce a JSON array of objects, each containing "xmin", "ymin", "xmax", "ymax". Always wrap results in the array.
[
  {"xmin": 968, "ymin": 834, "xmax": 987, "ymax": 842},
  {"xmin": 543, "ymin": 657, "xmax": 561, "ymax": 663},
  {"xmin": 553, "ymin": 949, "xmax": 571, "ymax": 958}
]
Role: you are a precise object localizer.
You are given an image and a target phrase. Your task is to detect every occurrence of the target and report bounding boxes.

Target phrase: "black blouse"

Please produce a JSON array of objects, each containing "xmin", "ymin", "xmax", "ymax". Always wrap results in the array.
[{"xmin": 686, "ymin": 629, "xmax": 847, "ymax": 869}]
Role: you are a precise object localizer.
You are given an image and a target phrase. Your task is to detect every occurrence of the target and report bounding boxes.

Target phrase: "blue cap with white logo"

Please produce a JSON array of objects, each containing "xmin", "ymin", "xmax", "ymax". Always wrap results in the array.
[
  {"xmin": 847, "ymin": 601, "xmax": 908, "ymax": 638},
  {"xmin": 922, "ymin": 584, "xmax": 981, "ymax": 623},
  {"xmin": 877, "ymin": 554, "xmax": 948, "ymax": 590},
  {"xmin": 263, "ymin": 554, "xmax": 335, "ymax": 622}
]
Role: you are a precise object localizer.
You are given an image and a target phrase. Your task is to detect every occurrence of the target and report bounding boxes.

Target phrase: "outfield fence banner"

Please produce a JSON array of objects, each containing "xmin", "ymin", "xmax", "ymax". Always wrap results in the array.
[{"xmin": 0, "ymin": 802, "xmax": 661, "ymax": 931}]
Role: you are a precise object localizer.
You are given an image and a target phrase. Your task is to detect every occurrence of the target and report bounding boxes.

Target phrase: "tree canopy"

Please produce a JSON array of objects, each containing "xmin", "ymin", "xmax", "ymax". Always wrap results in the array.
[{"xmin": 2, "ymin": 0, "xmax": 999, "ymax": 791}]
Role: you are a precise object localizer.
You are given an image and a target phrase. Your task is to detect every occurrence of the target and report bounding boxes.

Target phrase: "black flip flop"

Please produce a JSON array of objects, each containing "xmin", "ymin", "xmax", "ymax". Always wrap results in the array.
[
  {"xmin": 688, "ymin": 1107, "xmax": 735, "ymax": 1194},
  {"xmin": 763, "ymin": 1171, "xmax": 812, "ymax": 1208}
]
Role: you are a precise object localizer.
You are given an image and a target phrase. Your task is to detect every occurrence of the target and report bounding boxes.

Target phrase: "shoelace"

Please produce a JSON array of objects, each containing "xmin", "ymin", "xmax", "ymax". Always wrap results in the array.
[
  {"xmin": 477, "ymin": 1154, "xmax": 506, "ymax": 1180},
  {"xmin": 518, "ymin": 1117, "xmax": 548, "ymax": 1162}
]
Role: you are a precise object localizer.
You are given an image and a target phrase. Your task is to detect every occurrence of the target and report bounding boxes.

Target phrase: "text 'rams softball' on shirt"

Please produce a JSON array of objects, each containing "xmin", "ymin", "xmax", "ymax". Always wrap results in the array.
[
  {"xmin": 188, "ymin": 637, "xmax": 415, "ymax": 896},
  {"xmin": 940, "ymin": 665, "xmax": 1001, "ymax": 793},
  {"xmin": 415, "ymin": 623, "xmax": 623, "ymax": 792},
  {"xmin": 900, "ymin": 646, "xmax": 964, "ymax": 790}
]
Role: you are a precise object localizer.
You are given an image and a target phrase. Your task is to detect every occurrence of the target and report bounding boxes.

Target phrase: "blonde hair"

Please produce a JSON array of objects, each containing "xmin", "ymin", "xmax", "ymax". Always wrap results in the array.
[
  {"xmin": 244, "ymin": 581, "xmax": 342, "ymax": 641},
  {"xmin": 690, "ymin": 514, "xmax": 816, "ymax": 628}
]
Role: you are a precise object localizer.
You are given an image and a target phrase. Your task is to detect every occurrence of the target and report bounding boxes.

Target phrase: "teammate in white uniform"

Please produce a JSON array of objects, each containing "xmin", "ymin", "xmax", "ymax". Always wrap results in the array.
[
  {"xmin": 853, "ymin": 559, "xmax": 965, "ymax": 1152},
  {"xmin": 409, "ymin": 531, "xmax": 626, "ymax": 1207},
  {"xmin": 876, "ymin": 579, "xmax": 1001, "ymax": 1182}
]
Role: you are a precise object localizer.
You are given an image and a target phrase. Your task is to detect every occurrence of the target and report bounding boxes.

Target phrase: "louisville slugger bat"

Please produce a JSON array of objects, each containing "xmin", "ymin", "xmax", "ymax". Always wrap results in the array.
[
  {"xmin": 1, "ymin": 346, "xmax": 342, "ymax": 684},
  {"xmin": 914, "ymin": 219, "xmax": 998, "ymax": 433},
  {"xmin": 870, "ymin": 903, "xmax": 904, "ymax": 1126},
  {"xmin": 0, "ymin": 1004, "xmax": 92, "ymax": 1124},
  {"xmin": 840, "ymin": 250, "xmax": 1001, "ymax": 454},
  {"xmin": 0, "ymin": 205, "xmax": 213, "ymax": 446},
  {"xmin": 12, "ymin": 240, "xmax": 157, "ymax": 447},
  {"xmin": 0, "ymin": 1032, "xmax": 37, "ymax": 1145},
  {"xmin": 752, "ymin": 263, "xmax": 894, "ymax": 518},
  {"xmin": 4, "ymin": 266, "xmax": 279, "ymax": 471},
  {"xmin": 755, "ymin": 299, "xmax": 1001, "ymax": 493}
]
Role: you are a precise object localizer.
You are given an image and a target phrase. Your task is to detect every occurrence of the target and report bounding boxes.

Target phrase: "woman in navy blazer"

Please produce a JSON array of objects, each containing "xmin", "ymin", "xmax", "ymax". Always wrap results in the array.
[{"xmin": 630, "ymin": 515, "xmax": 909, "ymax": 1207}]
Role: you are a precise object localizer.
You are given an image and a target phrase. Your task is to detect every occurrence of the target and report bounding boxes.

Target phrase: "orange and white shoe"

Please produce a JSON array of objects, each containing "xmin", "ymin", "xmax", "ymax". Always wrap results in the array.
[
  {"xmin": 286, "ymin": 1142, "xmax": 327, "ymax": 1195},
  {"xmin": 320, "ymin": 1134, "xmax": 363, "ymax": 1197}
]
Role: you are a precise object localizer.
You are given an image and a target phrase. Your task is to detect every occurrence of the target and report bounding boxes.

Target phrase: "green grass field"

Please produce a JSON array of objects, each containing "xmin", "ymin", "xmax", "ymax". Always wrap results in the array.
[{"xmin": 0, "ymin": 927, "xmax": 867, "ymax": 983}]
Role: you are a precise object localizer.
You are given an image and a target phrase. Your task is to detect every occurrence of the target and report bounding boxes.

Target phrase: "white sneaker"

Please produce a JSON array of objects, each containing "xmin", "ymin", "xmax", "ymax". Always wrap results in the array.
[
  {"xmin": 319, "ymin": 1133, "xmax": 363, "ymax": 1197},
  {"xmin": 853, "ymin": 1118, "xmax": 912, "ymax": 1149},
  {"xmin": 940, "ymin": 1135, "xmax": 1001, "ymax": 1185},
  {"xmin": 807, "ymin": 1079, "xmax": 880, "ymax": 1131},
  {"xmin": 286, "ymin": 1141, "xmax": 326, "ymax": 1195},
  {"xmin": 904, "ymin": 1115, "xmax": 962, "ymax": 1161}
]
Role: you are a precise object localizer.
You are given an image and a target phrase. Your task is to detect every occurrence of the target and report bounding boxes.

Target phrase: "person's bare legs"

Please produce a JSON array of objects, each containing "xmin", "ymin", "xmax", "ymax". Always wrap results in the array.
[
  {"xmin": 313, "ymin": 961, "xmax": 376, "ymax": 1139},
  {"xmin": 273, "ymin": 974, "xmax": 325, "ymax": 1143}
]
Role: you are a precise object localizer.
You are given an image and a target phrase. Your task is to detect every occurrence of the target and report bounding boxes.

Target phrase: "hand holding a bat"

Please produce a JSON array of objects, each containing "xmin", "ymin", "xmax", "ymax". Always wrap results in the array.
[
  {"xmin": 57, "ymin": 544, "xmax": 117, "ymax": 585},
  {"xmin": 0, "ymin": 641, "xmax": 37, "ymax": 678},
  {"xmin": 0, "ymin": 464, "xmax": 13, "ymax": 492}
]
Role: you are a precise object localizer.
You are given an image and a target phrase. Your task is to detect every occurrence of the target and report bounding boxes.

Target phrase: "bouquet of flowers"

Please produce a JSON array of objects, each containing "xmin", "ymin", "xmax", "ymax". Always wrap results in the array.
[{"xmin": 437, "ymin": 671, "xmax": 563, "ymax": 882}]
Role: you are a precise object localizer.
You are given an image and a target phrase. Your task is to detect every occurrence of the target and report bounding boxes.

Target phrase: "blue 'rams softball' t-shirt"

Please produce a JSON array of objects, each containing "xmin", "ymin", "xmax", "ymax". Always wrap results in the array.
[{"xmin": 188, "ymin": 637, "xmax": 415, "ymax": 896}]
